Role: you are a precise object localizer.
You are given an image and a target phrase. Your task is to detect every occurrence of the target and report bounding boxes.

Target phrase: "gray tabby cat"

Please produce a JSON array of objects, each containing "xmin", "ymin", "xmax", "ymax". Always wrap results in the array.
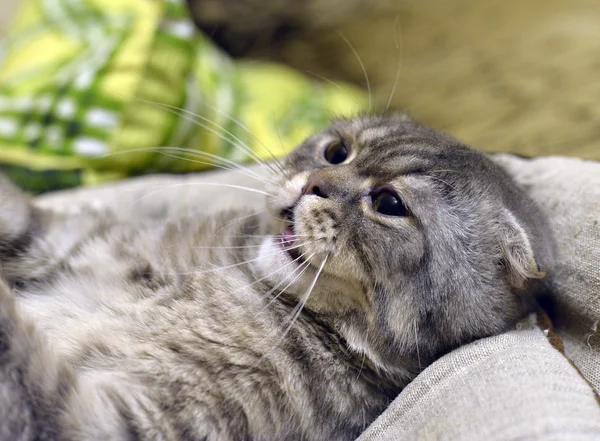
[{"xmin": 0, "ymin": 115, "xmax": 553, "ymax": 441}]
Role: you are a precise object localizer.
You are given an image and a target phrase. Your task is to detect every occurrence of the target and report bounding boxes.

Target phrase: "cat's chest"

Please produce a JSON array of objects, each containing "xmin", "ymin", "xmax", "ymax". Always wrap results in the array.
[
  {"xmin": 16, "ymin": 219, "xmax": 259, "ymax": 360},
  {"xmin": 11, "ymin": 218, "xmax": 396, "ymax": 441}
]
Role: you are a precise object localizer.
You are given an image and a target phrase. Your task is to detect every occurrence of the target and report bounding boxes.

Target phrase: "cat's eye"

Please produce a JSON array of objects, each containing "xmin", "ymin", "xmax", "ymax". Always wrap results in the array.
[
  {"xmin": 323, "ymin": 139, "xmax": 350, "ymax": 164},
  {"xmin": 371, "ymin": 191, "xmax": 407, "ymax": 217}
]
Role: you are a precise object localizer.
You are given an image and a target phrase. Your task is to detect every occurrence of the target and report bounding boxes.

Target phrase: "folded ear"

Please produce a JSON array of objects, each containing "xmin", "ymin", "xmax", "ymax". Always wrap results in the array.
[{"xmin": 497, "ymin": 209, "xmax": 547, "ymax": 289}]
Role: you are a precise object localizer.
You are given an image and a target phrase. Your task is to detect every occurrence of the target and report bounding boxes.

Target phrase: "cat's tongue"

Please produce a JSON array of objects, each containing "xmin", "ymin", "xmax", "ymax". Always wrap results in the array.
[{"xmin": 280, "ymin": 226, "xmax": 296, "ymax": 248}]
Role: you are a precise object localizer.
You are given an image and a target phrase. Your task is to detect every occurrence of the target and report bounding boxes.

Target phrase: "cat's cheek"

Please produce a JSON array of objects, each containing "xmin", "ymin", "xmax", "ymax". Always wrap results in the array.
[
  {"xmin": 293, "ymin": 201, "xmax": 337, "ymax": 256},
  {"xmin": 253, "ymin": 237, "xmax": 303, "ymax": 287},
  {"xmin": 321, "ymin": 253, "xmax": 369, "ymax": 285}
]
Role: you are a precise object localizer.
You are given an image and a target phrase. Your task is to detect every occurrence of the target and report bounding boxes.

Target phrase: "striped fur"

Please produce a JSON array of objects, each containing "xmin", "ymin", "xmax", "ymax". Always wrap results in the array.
[{"xmin": 0, "ymin": 116, "xmax": 553, "ymax": 440}]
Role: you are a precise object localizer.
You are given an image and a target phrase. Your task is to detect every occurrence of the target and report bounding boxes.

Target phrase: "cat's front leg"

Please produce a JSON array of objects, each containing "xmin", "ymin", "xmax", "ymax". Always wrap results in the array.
[
  {"xmin": 0, "ymin": 178, "xmax": 73, "ymax": 440},
  {"xmin": 0, "ymin": 176, "xmax": 115, "ymax": 286},
  {"xmin": 0, "ymin": 175, "xmax": 35, "ymax": 252},
  {"xmin": 0, "ymin": 176, "xmax": 49, "ymax": 284},
  {"xmin": 0, "ymin": 278, "xmax": 71, "ymax": 440}
]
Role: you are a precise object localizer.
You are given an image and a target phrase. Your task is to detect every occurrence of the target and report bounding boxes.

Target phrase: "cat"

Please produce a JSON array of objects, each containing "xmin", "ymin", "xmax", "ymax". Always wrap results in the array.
[{"xmin": 0, "ymin": 114, "xmax": 553, "ymax": 441}]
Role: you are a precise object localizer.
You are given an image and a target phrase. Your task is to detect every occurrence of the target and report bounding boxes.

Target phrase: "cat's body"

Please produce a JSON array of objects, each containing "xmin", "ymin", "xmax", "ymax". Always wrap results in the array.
[
  {"xmin": 2, "ymin": 209, "xmax": 396, "ymax": 441},
  {"xmin": 0, "ymin": 116, "xmax": 553, "ymax": 441}
]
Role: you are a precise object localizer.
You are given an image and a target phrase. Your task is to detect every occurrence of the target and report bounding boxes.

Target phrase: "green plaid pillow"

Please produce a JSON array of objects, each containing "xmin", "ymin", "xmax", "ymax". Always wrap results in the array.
[{"xmin": 0, "ymin": 0, "xmax": 367, "ymax": 193}]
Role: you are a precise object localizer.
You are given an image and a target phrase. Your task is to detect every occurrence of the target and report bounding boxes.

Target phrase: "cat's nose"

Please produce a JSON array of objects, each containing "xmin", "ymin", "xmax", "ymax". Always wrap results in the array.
[{"xmin": 302, "ymin": 173, "xmax": 329, "ymax": 199}]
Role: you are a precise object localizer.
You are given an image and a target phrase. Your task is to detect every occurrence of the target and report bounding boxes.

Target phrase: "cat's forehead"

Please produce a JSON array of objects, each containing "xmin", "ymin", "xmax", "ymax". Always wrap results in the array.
[
  {"xmin": 330, "ymin": 115, "xmax": 459, "ymax": 149},
  {"xmin": 324, "ymin": 116, "xmax": 484, "ymax": 177},
  {"xmin": 330, "ymin": 115, "xmax": 410, "ymax": 139}
]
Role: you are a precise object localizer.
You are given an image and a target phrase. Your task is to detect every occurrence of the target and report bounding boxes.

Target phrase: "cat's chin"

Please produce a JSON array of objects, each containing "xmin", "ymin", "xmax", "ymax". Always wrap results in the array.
[
  {"xmin": 255, "ymin": 235, "xmax": 305, "ymax": 276},
  {"xmin": 252, "ymin": 235, "xmax": 365, "ymax": 310},
  {"xmin": 252, "ymin": 235, "xmax": 324, "ymax": 296}
]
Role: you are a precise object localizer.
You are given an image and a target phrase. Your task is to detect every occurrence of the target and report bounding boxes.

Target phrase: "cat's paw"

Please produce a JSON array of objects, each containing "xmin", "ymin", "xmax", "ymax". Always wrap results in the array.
[{"xmin": 0, "ymin": 175, "xmax": 31, "ymax": 245}]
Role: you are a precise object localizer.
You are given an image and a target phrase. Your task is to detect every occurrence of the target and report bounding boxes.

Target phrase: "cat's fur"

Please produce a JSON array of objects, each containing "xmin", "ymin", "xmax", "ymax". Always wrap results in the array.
[{"xmin": 0, "ymin": 115, "xmax": 553, "ymax": 441}]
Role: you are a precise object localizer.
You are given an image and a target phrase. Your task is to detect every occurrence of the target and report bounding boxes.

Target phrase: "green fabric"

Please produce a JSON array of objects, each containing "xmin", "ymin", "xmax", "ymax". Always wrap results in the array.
[{"xmin": 0, "ymin": 0, "xmax": 367, "ymax": 193}]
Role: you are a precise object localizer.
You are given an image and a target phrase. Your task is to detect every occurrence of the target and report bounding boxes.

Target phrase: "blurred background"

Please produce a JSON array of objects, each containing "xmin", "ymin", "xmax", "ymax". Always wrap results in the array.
[
  {"xmin": 187, "ymin": 0, "xmax": 600, "ymax": 159},
  {"xmin": 1, "ymin": 0, "xmax": 599, "ymax": 193},
  {"xmin": 0, "ymin": 3, "xmax": 17, "ymax": 32}
]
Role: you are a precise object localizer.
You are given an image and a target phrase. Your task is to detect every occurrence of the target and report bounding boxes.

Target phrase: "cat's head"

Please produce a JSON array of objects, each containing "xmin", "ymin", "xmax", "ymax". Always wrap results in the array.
[{"xmin": 254, "ymin": 114, "xmax": 554, "ymax": 376}]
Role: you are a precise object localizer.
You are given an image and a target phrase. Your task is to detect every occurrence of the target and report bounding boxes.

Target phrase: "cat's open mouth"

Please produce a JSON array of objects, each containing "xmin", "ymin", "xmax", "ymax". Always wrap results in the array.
[{"xmin": 277, "ymin": 207, "xmax": 301, "ymax": 261}]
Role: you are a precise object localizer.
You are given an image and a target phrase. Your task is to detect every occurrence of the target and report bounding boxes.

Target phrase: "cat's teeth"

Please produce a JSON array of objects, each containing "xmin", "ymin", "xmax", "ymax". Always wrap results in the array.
[{"xmin": 281, "ymin": 226, "xmax": 296, "ymax": 248}]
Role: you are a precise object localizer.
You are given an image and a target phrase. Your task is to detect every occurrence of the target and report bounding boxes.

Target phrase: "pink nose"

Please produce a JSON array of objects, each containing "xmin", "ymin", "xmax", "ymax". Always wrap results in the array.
[{"xmin": 302, "ymin": 174, "xmax": 329, "ymax": 198}]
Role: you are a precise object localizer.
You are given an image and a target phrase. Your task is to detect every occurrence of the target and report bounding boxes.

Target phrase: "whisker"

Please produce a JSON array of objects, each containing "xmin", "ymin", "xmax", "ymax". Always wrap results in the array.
[
  {"xmin": 428, "ymin": 169, "xmax": 460, "ymax": 174},
  {"xmin": 195, "ymin": 243, "xmax": 269, "ymax": 250},
  {"xmin": 414, "ymin": 319, "xmax": 422, "ymax": 371},
  {"xmin": 192, "ymin": 242, "xmax": 312, "ymax": 275},
  {"xmin": 261, "ymin": 253, "xmax": 315, "ymax": 311},
  {"xmin": 176, "ymin": 98, "xmax": 289, "ymax": 178},
  {"xmin": 147, "ymin": 148, "xmax": 278, "ymax": 187},
  {"xmin": 271, "ymin": 239, "xmax": 318, "ymax": 255},
  {"xmin": 133, "ymin": 181, "xmax": 275, "ymax": 206},
  {"xmin": 271, "ymin": 125, "xmax": 292, "ymax": 180},
  {"xmin": 138, "ymin": 99, "xmax": 283, "ymax": 177},
  {"xmin": 209, "ymin": 111, "xmax": 289, "ymax": 179},
  {"xmin": 305, "ymin": 70, "xmax": 358, "ymax": 107},
  {"xmin": 339, "ymin": 32, "xmax": 372, "ymax": 111},
  {"xmin": 226, "ymin": 233, "xmax": 314, "ymax": 239},
  {"xmin": 214, "ymin": 209, "xmax": 268, "ymax": 235},
  {"xmin": 356, "ymin": 353, "xmax": 366, "ymax": 380},
  {"xmin": 100, "ymin": 145, "xmax": 279, "ymax": 187},
  {"xmin": 230, "ymin": 249, "xmax": 312, "ymax": 294},
  {"xmin": 305, "ymin": 69, "xmax": 360, "ymax": 115},
  {"xmin": 276, "ymin": 253, "xmax": 329, "ymax": 345},
  {"xmin": 160, "ymin": 146, "xmax": 279, "ymax": 185},
  {"xmin": 385, "ymin": 15, "xmax": 403, "ymax": 112},
  {"xmin": 392, "ymin": 14, "xmax": 401, "ymax": 50}
]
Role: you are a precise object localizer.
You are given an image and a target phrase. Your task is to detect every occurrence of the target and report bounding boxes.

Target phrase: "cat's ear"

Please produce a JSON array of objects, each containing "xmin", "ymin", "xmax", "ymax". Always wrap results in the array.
[{"xmin": 496, "ymin": 209, "xmax": 546, "ymax": 289}]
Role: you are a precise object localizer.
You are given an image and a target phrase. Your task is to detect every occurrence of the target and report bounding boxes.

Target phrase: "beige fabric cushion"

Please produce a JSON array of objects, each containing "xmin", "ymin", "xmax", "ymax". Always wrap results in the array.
[
  {"xmin": 495, "ymin": 154, "xmax": 600, "ymax": 393},
  {"xmin": 357, "ymin": 323, "xmax": 600, "ymax": 441}
]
